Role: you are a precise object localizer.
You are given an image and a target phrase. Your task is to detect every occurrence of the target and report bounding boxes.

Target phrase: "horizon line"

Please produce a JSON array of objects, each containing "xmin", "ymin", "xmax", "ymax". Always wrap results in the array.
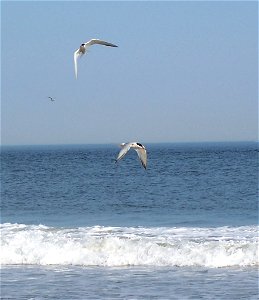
[{"xmin": 1, "ymin": 140, "xmax": 258, "ymax": 148}]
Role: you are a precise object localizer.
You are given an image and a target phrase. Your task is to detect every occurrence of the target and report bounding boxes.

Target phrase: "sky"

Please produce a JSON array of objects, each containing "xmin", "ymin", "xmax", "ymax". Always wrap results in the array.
[{"xmin": 1, "ymin": 1, "xmax": 258, "ymax": 145}]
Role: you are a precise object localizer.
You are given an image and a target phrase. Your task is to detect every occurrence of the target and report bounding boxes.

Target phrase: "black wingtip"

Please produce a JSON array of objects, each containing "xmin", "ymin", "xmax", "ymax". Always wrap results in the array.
[{"xmin": 142, "ymin": 162, "xmax": 147, "ymax": 170}]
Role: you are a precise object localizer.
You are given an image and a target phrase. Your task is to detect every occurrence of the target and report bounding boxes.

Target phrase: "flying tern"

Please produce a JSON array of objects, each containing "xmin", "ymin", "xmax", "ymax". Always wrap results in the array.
[
  {"xmin": 48, "ymin": 96, "xmax": 55, "ymax": 102},
  {"xmin": 73, "ymin": 39, "xmax": 118, "ymax": 79},
  {"xmin": 115, "ymin": 142, "xmax": 147, "ymax": 169}
]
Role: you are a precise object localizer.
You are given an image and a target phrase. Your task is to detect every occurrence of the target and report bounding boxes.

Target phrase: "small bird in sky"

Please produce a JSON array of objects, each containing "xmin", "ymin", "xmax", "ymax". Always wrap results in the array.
[
  {"xmin": 115, "ymin": 142, "xmax": 147, "ymax": 170},
  {"xmin": 73, "ymin": 39, "xmax": 118, "ymax": 79},
  {"xmin": 48, "ymin": 96, "xmax": 55, "ymax": 102}
]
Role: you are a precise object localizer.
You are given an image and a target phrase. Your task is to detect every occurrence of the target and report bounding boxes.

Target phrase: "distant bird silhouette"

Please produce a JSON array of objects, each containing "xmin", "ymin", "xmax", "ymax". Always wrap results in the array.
[
  {"xmin": 48, "ymin": 97, "xmax": 55, "ymax": 102},
  {"xmin": 74, "ymin": 38, "xmax": 118, "ymax": 79},
  {"xmin": 115, "ymin": 142, "xmax": 147, "ymax": 169}
]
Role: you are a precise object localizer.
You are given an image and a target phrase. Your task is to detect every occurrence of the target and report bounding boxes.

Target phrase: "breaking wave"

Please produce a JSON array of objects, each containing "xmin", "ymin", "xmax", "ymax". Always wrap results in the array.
[{"xmin": 1, "ymin": 223, "xmax": 258, "ymax": 268}]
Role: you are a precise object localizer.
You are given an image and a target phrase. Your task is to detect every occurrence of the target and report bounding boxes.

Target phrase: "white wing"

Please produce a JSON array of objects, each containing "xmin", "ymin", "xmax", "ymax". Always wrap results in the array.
[
  {"xmin": 116, "ymin": 143, "xmax": 131, "ymax": 162},
  {"xmin": 73, "ymin": 49, "xmax": 81, "ymax": 79},
  {"xmin": 85, "ymin": 39, "xmax": 118, "ymax": 48},
  {"xmin": 135, "ymin": 148, "xmax": 147, "ymax": 169}
]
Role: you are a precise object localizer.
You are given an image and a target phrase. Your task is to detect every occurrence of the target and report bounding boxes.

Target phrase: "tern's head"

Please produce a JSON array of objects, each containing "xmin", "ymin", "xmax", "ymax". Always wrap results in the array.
[{"xmin": 136, "ymin": 142, "xmax": 144, "ymax": 148}]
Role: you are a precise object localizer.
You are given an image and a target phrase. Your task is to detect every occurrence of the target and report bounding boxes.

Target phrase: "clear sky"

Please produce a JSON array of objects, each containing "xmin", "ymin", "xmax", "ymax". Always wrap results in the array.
[{"xmin": 1, "ymin": 1, "xmax": 258, "ymax": 145}]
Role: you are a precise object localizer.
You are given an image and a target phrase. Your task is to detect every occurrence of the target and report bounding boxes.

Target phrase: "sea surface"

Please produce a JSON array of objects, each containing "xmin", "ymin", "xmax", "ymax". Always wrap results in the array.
[{"xmin": 1, "ymin": 142, "xmax": 258, "ymax": 299}]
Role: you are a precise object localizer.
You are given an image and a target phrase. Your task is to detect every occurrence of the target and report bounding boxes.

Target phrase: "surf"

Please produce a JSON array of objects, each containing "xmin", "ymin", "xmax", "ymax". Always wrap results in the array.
[{"xmin": 1, "ymin": 223, "xmax": 258, "ymax": 268}]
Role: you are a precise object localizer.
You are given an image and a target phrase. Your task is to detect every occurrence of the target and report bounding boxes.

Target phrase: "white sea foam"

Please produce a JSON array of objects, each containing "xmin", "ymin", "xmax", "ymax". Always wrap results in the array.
[{"xmin": 1, "ymin": 223, "xmax": 258, "ymax": 268}]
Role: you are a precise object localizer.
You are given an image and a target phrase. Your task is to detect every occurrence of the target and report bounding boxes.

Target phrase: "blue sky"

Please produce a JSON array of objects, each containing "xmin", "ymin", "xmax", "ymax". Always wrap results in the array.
[{"xmin": 2, "ymin": 1, "xmax": 258, "ymax": 145}]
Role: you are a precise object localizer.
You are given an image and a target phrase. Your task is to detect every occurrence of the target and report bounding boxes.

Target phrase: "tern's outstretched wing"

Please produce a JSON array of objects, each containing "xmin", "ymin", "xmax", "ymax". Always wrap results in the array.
[
  {"xmin": 116, "ymin": 143, "xmax": 131, "ymax": 162},
  {"xmin": 73, "ymin": 50, "xmax": 81, "ymax": 79},
  {"xmin": 135, "ymin": 148, "xmax": 147, "ymax": 169},
  {"xmin": 85, "ymin": 39, "xmax": 118, "ymax": 48}
]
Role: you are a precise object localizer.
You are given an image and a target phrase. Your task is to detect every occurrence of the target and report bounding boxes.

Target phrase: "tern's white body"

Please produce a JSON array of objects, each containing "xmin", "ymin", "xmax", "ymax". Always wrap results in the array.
[
  {"xmin": 116, "ymin": 142, "xmax": 147, "ymax": 169},
  {"xmin": 73, "ymin": 38, "xmax": 118, "ymax": 79}
]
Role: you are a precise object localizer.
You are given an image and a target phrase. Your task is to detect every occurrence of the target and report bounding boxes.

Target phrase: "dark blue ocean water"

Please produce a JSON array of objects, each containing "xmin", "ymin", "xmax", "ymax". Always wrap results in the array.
[
  {"xmin": 1, "ymin": 142, "xmax": 258, "ymax": 299},
  {"xmin": 1, "ymin": 142, "xmax": 258, "ymax": 227}
]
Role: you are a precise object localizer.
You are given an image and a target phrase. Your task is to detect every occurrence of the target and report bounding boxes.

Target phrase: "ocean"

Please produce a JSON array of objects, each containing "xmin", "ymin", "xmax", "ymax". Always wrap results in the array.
[{"xmin": 1, "ymin": 142, "xmax": 258, "ymax": 299}]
